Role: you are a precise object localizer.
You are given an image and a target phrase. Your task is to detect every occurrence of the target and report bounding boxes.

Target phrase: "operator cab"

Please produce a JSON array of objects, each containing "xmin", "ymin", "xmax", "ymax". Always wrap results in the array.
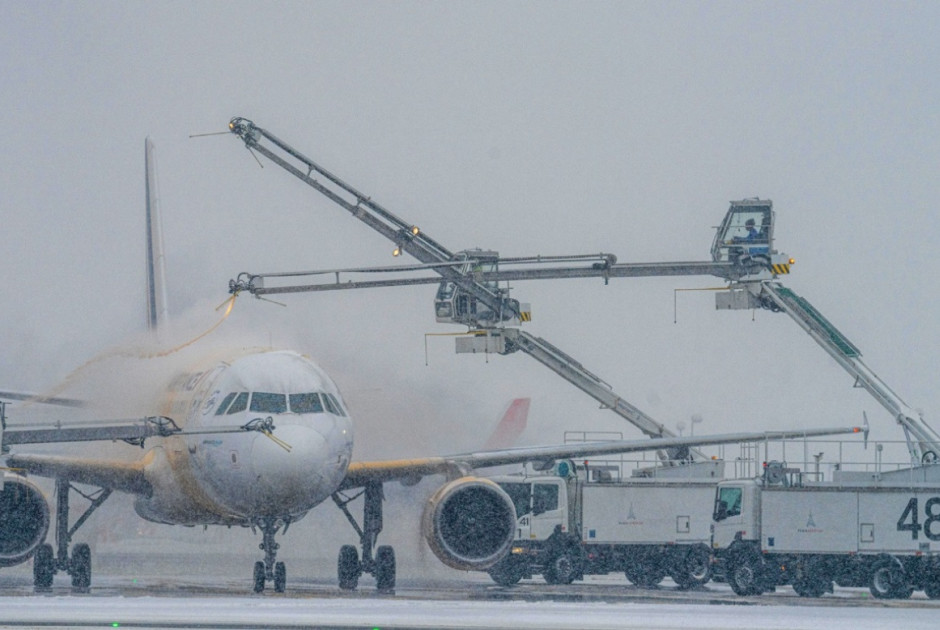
[
  {"xmin": 711, "ymin": 199, "xmax": 774, "ymax": 264},
  {"xmin": 434, "ymin": 249, "xmax": 522, "ymax": 328}
]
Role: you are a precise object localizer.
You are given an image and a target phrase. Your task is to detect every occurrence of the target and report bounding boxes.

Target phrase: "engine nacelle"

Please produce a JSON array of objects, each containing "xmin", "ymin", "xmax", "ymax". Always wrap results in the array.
[
  {"xmin": 0, "ymin": 474, "xmax": 50, "ymax": 568},
  {"xmin": 422, "ymin": 476, "xmax": 516, "ymax": 571}
]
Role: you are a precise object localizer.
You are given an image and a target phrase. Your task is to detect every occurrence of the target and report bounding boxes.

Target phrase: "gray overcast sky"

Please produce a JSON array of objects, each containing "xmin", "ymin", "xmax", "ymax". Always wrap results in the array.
[{"xmin": 2, "ymin": 1, "xmax": 938, "ymax": 459}]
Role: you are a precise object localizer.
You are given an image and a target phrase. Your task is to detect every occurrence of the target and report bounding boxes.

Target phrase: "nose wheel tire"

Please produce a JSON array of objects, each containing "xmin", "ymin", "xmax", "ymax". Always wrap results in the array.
[
  {"xmin": 70, "ymin": 543, "xmax": 92, "ymax": 590},
  {"xmin": 375, "ymin": 545, "xmax": 396, "ymax": 591},
  {"xmin": 338, "ymin": 545, "xmax": 361, "ymax": 590},
  {"xmin": 33, "ymin": 543, "xmax": 55, "ymax": 590},
  {"xmin": 274, "ymin": 561, "xmax": 286, "ymax": 593},
  {"xmin": 253, "ymin": 561, "xmax": 266, "ymax": 593}
]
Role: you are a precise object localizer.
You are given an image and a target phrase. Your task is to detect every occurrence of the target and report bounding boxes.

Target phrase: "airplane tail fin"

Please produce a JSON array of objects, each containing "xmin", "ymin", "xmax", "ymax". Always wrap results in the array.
[
  {"xmin": 482, "ymin": 398, "xmax": 530, "ymax": 450},
  {"xmin": 145, "ymin": 138, "xmax": 169, "ymax": 333}
]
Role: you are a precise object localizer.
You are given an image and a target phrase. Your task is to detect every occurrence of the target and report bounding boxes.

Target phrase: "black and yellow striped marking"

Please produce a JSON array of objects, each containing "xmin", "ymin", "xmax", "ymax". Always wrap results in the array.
[
  {"xmin": 519, "ymin": 311, "xmax": 532, "ymax": 322},
  {"xmin": 772, "ymin": 263, "xmax": 791, "ymax": 275}
]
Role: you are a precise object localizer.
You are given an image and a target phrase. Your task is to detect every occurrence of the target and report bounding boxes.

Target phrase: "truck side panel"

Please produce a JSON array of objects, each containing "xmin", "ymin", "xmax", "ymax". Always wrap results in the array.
[
  {"xmin": 858, "ymin": 490, "xmax": 940, "ymax": 554},
  {"xmin": 760, "ymin": 488, "xmax": 858, "ymax": 553},
  {"xmin": 581, "ymin": 483, "xmax": 715, "ymax": 545}
]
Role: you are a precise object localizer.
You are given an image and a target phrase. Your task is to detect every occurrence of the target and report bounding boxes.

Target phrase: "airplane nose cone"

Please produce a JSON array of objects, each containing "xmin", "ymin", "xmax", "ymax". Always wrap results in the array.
[{"xmin": 249, "ymin": 423, "xmax": 334, "ymax": 512}]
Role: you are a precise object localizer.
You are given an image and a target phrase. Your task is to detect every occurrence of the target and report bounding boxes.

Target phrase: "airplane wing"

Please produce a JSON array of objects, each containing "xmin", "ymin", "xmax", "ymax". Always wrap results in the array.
[
  {"xmin": 6, "ymin": 451, "xmax": 153, "ymax": 495},
  {"xmin": 339, "ymin": 424, "xmax": 865, "ymax": 490},
  {"xmin": 0, "ymin": 390, "xmax": 86, "ymax": 408}
]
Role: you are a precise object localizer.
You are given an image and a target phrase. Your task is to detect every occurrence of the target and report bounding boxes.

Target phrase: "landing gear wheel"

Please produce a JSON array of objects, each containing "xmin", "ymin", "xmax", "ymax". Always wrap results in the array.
[
  {"xmin": 33, "ymin": 543, "xmax": 54, "ymax": 590},
  {"xmin": 488, "ymin": 556, "xmax": 525, "ymax": 587},
  {"xmin": 338, "ymin": 544, "xmax": 360, "ymax": 590},
  {"xmin": 728, "ymin": 548, "xmax": 765, "ymax": 596},
  {"xmin": 70, "ymin": 543, "xmax": 91, "ymax": 590},
  {"xmin": 274, "ymin": 561, "xmax": 286, "ymax": 593},
  {"xmin": 375, "ymin": 545, "xmax": 396, "ymax": 591},
  {"xmin": 252, "ymin": 561, "xmax": 266, "ymax": 593},
  {"xmin": 670, "ymin": 546, "xmax": 712, "ymax": 589}
]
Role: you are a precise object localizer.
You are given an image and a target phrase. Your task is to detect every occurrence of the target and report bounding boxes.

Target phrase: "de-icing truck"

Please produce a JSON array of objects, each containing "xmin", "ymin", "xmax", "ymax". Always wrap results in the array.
[
  {"xmin": 483, "ymin": 460, "xmax": 721, "ymax": 588},
  {"xmin": 711, "ymin": 462, "xmax": 940, "ymax": 599}
]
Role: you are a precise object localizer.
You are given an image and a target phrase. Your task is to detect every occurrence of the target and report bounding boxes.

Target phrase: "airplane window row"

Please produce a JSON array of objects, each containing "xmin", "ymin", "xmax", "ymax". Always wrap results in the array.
[{"xmin": 214, "ymin": 391, "xmax": 347, "ymax": 416}]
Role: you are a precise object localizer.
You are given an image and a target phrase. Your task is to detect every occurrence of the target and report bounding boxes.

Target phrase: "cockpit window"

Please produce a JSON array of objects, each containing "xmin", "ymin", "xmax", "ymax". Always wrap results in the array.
[
  {"xmin": 323, "ymin": 393, "xmax": 347, "ymax": 417},
  {"xmin": 289, "ymin": 393, "xmax": 324, "ymax": 414},
  {"xmin": 226, "ymin": 392, "xmax": 249, "ymax": 415},
  {"xmin": 250, "ymin": 392, "xmax": 288, "ymax": 414},
  {"xmin": 214, "ymin": 392, "xmax": 238, "ymax": 416}
]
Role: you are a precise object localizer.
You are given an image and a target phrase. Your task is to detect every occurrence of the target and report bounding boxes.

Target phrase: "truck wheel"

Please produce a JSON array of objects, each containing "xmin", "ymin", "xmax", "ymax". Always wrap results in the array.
[
  {"xmin": 870, "ymin": 558, "xmax": 910, "ymax": 599},
  {"xmin": 625, "ymin": 560, "xmax": 666, "ymax": 588},
  {"xmin": 792, "ymin": 557, "xmax": 830, "ymax": 598},
  {"xmin": 727, "ymin": 548, "xmax": 764, "ymax": 596},
  {"xmin": 543, "ymin": 549, "xmax": 579, "ymax": 585},
  {"xmin": 671, "ymin": 546, "xmax": 711, "ymax": 589},
  {"xmin": 924, "ymin": 577, "xmax": 940, "ymax": 599},
  {"xmin": 488, "ymin": 556, "xmax": 524, "ymax": 587}
]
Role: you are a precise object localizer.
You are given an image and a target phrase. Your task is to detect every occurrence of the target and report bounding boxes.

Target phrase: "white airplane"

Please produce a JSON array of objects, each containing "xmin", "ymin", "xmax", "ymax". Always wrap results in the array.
[{"xmin": 0, "ymin": 140, "xmax": 863, "ymax": 594}]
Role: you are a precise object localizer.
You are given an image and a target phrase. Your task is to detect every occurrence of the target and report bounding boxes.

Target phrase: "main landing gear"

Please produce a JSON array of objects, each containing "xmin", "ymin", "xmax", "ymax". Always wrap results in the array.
[
  {"xmin": 332, "ymin": 480, "xmax": 396, "ymax": 591},
  {"xmin": 33, "ymin": 478, "xmax": 110, "ymax": 591},
  {"xmin": 252, "ymin": 516, "xmax": 290, "ymax": 593}
]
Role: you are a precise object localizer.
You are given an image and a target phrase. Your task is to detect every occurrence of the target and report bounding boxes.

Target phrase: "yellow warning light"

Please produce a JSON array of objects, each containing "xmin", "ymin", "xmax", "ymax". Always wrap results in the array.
[
  {"xmin": 392, "ymin": 247, "xmax": 401, "ymax": 257},
  {"xmin": 789, "ymin": 258, "xmax": 796, "ymax": 265},
  {"xmin": 411, "ymin": 226, "xmax": 420, "ymax": 236},
  {"xmin": 228, "ymin": 122, "xmax": 235, "ymax": 130}
]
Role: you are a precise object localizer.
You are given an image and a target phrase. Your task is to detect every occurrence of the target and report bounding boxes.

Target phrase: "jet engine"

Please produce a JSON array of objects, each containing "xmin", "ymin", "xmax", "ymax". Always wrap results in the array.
[
  {"xmin": 422, "ymin": 476, "xmax": 516, "ymax": 571},
  {"xmin": 0, "ymin": 474, "xmax": 50, "ymax": 568}
]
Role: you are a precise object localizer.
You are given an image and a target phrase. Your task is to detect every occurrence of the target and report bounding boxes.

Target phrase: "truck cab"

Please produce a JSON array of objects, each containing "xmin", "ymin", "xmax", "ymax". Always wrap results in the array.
[
  {"xmin": 711, "ymin": 479, "xmax": 761, "ymax": 550},
  {"xmin": 495, "ymin": 472, "xmax": 572, "ymax": 543}
]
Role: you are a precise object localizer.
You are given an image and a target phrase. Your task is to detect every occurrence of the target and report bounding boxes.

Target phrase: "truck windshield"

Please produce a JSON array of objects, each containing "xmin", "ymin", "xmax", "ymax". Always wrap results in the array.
[
  {"xmin": 533, "ymin": 483, "xmax": 559, "ymax": 515},
  {"xmin": 497, "ymin": 482, "xmax": 530, "ymax": 518},
  {"xmin": 715, "ymin": 486, "xmax": 743, "ymax": 520}
]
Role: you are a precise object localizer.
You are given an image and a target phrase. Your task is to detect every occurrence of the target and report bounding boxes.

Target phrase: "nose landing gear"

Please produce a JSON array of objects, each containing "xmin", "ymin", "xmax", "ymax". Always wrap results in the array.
[{"xmin": 252, "ymin": 516, "xmax": 289, "ymax": 593}]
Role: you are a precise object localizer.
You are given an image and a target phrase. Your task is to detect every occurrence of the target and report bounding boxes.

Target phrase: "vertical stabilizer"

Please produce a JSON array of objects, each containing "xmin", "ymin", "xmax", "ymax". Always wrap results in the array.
[
  {"xmin": 483, "ymin": 398, "xmax": 530, "ymax": 450},
  {"xmin": 145, "ymin": 138, "xmax": 169, "ymax": 332}
]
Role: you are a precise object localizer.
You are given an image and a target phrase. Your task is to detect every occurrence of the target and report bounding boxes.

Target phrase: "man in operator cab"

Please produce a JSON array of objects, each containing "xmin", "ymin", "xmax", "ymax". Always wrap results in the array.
[
  {"xmin": 733, "ymin": 218, "xmax": 762, "ymax": 243},
  {"xmin": 744, "ymin": 218, "xmax": 760, "ymax": 241}
]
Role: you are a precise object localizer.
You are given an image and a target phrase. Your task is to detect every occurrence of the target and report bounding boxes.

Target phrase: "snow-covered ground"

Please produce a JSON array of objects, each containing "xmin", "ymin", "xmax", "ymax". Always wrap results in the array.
[{"xmin": 3, "ymin": 595, "xmax": 938, "ymax": 630}]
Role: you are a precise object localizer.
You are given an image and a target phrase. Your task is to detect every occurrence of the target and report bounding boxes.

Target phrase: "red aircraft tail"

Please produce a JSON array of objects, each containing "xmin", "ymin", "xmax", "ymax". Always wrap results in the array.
[{"xmin": 482, "ymin": 398, "xmax": 530, "ymax": 450}]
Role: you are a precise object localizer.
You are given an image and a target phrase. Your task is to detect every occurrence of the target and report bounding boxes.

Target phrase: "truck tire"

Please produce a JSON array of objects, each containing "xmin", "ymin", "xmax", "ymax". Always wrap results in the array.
[
  {"xmin": 488, "ymin": 556, "xmax": 525, "ymax": 587},
  {"xmin": 791, "ymin": 556, "xmax": 831, "ymax": 598},
  {"xmin": 624, "ymin": 560, "xmax": 666, "ymax": 588},
  {"xmin": 543, "ymin": 548, "xmax": 580, "ymax": 585},
  {"xmin": 924, "ymin": 577, "xmax": 940, "ymax": 599},
  {"xmin": 869, "ymin": 557, "xmax": 912, "ymax": 599},
  {"xmin": 670, "ymin": 545, "xmax": 711, "ymax": 589},
  {"xmin": 727, "ymin": 547, "xmax": 765, "ymax": 596}
]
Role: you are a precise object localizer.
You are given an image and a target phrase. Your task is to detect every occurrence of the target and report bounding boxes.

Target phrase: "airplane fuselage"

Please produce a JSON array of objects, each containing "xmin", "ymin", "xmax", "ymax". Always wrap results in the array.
[{"xmin": 133, "ymin": 350, "xmax": 354, "ymax": 526}]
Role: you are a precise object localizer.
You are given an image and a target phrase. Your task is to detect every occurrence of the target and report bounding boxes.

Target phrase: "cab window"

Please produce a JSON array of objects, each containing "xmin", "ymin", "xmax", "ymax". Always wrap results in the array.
[
  {"xmin": 496, "ymin": 482, "xmax": 530, "ymax": 518},
  {"xmin": 532, "ymin": 483, "xmax": 559, "ymax": 515},
  {"xmin": 289, "ymin": 393, "xmax": 324, "ymax": 414},
  {"xmin": 226, "ymin": 392, "xmax": 249, "ymax": 415},
  {"xmin": 214, "ymin": 392, "xmax": 237, "ymax": 416},
  {"xmin": 250, "ymin": 392, "xmax": 287, "ymax": 414},
  {"xmin": 715, "ymin": 486, "xmax": 743, "ymax": 520}
]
